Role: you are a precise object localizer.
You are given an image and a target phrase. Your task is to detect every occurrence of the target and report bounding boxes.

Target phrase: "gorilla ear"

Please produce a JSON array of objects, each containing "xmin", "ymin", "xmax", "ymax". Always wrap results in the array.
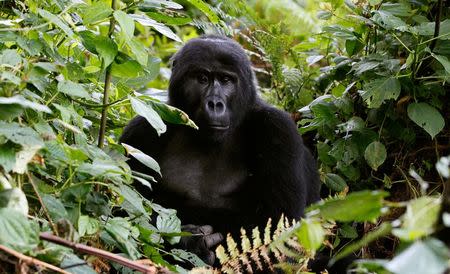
[{"xmin": 169, "ymin": 54, "xmax": 178, "ymax": 68}]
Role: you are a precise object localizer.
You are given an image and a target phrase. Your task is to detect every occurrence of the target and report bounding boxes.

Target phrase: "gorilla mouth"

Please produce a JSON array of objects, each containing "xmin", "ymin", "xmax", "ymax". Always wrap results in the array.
[{"xmin": 208, "ymin": 124, "xmax": 230, "ymax": 130}]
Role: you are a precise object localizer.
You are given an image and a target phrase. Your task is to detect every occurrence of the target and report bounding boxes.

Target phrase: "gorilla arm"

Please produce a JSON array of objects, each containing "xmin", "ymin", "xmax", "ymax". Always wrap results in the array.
[{"xmin": 248, "ymin": 104, "xmax": 320, "ymax": 222}]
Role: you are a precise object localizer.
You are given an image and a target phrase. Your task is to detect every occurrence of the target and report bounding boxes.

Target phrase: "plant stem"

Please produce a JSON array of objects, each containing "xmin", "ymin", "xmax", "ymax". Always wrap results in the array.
[
  {"xmin": 97, "ymin": 0, "xmax": 117, "ymax": 148},
  {"xmin": 429, "ymin": 0, "xmax": 443, "ymax": 52}
]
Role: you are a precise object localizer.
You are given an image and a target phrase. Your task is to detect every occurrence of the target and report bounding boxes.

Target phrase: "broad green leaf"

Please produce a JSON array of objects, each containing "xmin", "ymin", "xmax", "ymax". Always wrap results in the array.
[
  {"xmin": 60, "ymin": 254, "xmax": 97, "ymax": 274},
  {"xmin": 407, "ymin": 103, "xmax": 444, "ymax": 139},
  {"xmin": 111, "ymin": 60, "xmax": 143, "ymax": 78},
  {"xmin": 78, "ymin": 215, "xmax": 100, "ymax": 236},
  {"xmin": 57, "ymin": 80, "xmax": 90, "ymax": 99},
  {"xmin": 171, "ymin": 249, "xmax": 208, "ymax": 267},
  {"xmin": 122, "ymin": 143, "xmax": 161, "ymax": 175},
  {"xmin": 95, "ymin": 36, "xmax": 118, "ymax": 68},
  {"xmin": 345, "ymin": 39, "xmax": 363, "ymax": 56},
  {"xmin": 306, "ymin": 55, "xmax": 324, "ymax": 66},
  {"xmin": 42, "ymin": 194, "xmax": 68, "ymax": 222},
  {"xmin": 0, "ymin": 146, "xmax": 15, "ymax": 173},
  {"xmin": 129, "ymin": 96, "xmax": 166, "ymax": 135},
  {"xmin": 322, "ymin": 173, "xmax": 347, "ymax": 192},
  {"xmin": 184, "ymin": 0, "xmax": 219, "ymax": 23},
  {"xmin": 38, "ymin": 9, "xmax": 74, "ymax": 38},
  {"xmin": 81, "ymin": 1, "xmax": 113, "ymax": 25},
  {"xmin": 146, "ymin": 11, "xmax": 192, "ymax": 25},
  {"xmin": 156, "ymin": 211, "xmax": 181, "ymax": 244},
  {"xmin": 0, "ymin": 121, "xmax": 44, "ymax": 147},
  {"xmin": 139, "ymin": 0, "xmax": 183, "ymax": 9},
  {"xmin": 372, "ymin": 11, "xmax": 408, "ymax": 31},
  {"xmin": 0, "ymin": 188, "xmax": 28, "ymax": 215},
  {"xmin": 131, "ymin": 14, "xmax": 182, "ymax": 42},
  {"xmin": 127, "ymin": 38, "xmax": 148, "ymax": 66},
  {"xmin": 393, "ymin": 196, "xmax": 440, "ymax": 241},
  {"xmin": 0, "ymin": 208, "xmax": 39, "ymax": 252},
  {"xmin": 313, "ymin": 190, "xmax": 388, "ymax": 222},
  {"xmin": 0, "ymin": 95, "xmax": 51, "ymax": 113},
  {"xmin": 146, "ymin": 99, "xmax": 198, "ymax": 129},
  {"xmin": 414, "ymin": 19, "xmax": 450, "ymax": 39},
  {"xmin": 431, "ymin": 53, "xmax": 450, "ymax": 75},
  {"xmin": 359, "ymin": 77, "xmax": 401, "ymax": 108},
  {"xmin": 296, "ymin": 219, "xmax": 325, "ymax": 252},
  {"xmin": 385, "ymin": 239, "xmax": 449, "ymax": 274},
  {"xmin": 115, "ymin": 184, "xmax": 147, "ymax": 216},
  {"xmin": 379, "ymin": 2, "xmax": 411, "ymax": 17},
  {"xmin": 0, "ymin": 49, "xmax": 22, "ymax": 66},
  {"xmin": 104, "ymin": 217, "xmax": 140, "ymax": 259},
  {"xmin": 113, "ymin": 10, "xmax": 135, "ymax": 41},
  {"xmin": 364, "ymin": 141, "xmax": 387, "ymax": 171}
]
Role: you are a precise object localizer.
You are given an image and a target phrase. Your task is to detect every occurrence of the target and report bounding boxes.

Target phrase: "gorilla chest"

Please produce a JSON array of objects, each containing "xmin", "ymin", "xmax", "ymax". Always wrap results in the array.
[{"xmin": 158, "ymin": 148, "xmax": 249, "ymax": 210}]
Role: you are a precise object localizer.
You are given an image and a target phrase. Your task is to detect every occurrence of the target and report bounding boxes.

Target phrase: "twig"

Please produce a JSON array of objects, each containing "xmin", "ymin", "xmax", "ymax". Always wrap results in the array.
[
  {"xmin": 0, "ymin": 244, "xmax": 70, "ymax": 274},
  {"xmin": 97, "ymin": 0, "xmax": 117, "ymax": 149},
  {"xmin": 429, "ymin": 0, "xmax": 443, "ymax": 52},
  {"xmin": 26, "ymin": 173, "xmax": 59, "ymax": 236},
  {"xmin": 39, "ymin": 233, "xmax": 163, "ymax": 274}
]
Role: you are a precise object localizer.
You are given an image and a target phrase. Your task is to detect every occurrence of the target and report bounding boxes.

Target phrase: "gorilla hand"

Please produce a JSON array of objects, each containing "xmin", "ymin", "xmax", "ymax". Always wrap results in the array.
[{"xmin": 180, "ymin": 224, "xmax": 224, "ymax": 265}]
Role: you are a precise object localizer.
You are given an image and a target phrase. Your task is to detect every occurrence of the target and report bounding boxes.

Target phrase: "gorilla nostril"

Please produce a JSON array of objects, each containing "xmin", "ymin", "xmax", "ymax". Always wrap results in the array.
[
  {"xmin": 216, "ymin": 101, "xmax": 224, "ymax": 112},
  {"xmin": 207, "ymin": 101, "xmax": 215, "ymax": 110}
]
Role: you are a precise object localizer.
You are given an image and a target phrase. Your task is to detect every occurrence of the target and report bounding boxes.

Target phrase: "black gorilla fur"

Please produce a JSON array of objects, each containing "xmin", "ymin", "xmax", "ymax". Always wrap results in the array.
[{"xmin": 120, "ymin": 35, "xmax": 320, "ymax": 265}]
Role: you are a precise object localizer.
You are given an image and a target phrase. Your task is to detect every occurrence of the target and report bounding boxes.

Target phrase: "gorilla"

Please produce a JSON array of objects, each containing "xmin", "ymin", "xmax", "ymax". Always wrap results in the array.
[{"xmin": 120, "ymin": 35, "xmax": 320, "ymax": 265}]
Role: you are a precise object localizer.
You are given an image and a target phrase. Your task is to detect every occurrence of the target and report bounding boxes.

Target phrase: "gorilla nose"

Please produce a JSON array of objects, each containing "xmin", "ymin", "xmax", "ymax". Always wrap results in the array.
[{"xmin": 206, "ymin": 98, "xmax": 226, "ymax": 115}]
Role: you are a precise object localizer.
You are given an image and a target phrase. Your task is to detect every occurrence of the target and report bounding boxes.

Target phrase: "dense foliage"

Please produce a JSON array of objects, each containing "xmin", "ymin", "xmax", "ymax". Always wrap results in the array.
[{"xmin": 0, "ymin": 0, "xmax": 448, "ymax": 273}]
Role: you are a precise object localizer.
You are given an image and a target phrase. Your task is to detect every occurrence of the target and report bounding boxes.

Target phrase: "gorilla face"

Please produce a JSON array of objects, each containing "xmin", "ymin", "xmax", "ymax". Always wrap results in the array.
[{"xmin": 168, "ymin": 36, "xmax": 257, "ymax": 140}]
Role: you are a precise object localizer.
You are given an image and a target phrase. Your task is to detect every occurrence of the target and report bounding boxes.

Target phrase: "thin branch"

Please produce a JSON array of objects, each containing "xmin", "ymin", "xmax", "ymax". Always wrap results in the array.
[
  {"xmin": 0, "ymin": 245, "xmax": 70, "ymax": 274},
  {"xmin": 97, "ymin": 0, "xmax": 117, "ymax": 148},
  {"xmin": 429, "ymin": 0, "xmax": 443, "ymax": 52},
  {"xmin": 39, "ymin": 233, "xmax": 163, "ymax": 274},
  {"xmin": 26, "ymin": 173, "xmax": 59, "ymax": 236}
]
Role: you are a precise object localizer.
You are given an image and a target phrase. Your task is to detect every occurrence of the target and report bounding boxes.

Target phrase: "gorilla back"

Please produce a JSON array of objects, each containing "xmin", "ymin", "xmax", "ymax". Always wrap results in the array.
[{"xmin": 120, "ymin": 35, "xmax": 320, "ymax": 258}]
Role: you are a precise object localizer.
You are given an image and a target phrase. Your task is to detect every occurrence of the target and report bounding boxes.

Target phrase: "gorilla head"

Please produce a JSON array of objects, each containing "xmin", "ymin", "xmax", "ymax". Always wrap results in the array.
[{"xmin": 168, "ymin": 36, "xmax": 257, "ymax": 140}]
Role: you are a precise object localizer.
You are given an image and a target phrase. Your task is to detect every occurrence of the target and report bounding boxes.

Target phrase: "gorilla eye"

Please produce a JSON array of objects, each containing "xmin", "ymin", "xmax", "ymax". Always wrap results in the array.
[
  {"xmin": 197, "ymin": 73, "xmax": 209, "ymax": 84},
  {"xmin": 220, "ymin": 75, "xmax": 232, "ymax": 83}
]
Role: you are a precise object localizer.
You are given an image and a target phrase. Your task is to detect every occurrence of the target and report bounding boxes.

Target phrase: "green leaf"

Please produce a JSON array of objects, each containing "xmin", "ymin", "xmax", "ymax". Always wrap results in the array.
[
  {"xmin": 42, "ymin": 194, "xmax": 68, "ymax": 222},
  {"xmin": 146, "ymin": 11, "xmax": 192, "ymax": 25},
  {"xmin": 78, "ymin": 215, "xmax": 100, "ymax": 237},
  {"xmin": 57, "ymin": 80, "xmax": 90, "ymax": 99},
  {"xmin": 0, "ymin": 146, "xmax": 15, "ymax": 173},
  {"xmin": 95, "ymin": 36, "xmax": 118, "ymax": 68},
  {"xmin": 296, "ymin": 219, "xmax": 325, "ymax": 252},
  {"xmin": 0, "ymin": 188, "xmax": 29, "ymax": 216},
  {"xmin": 122, "ymin": 143, "xmax": 161, "ymax": 175},
  {"xmin": 0, "ymin": 96, "xmax": 51, "ymax": 113},
  {"xmin": 184, "ymin": 0, "xmax": 219, "ymax": 23},
  {"xmin": 129, "ymin": 96, "xmax": 166, "ymax": 136},
  {"xmin": 146, "ymin": 99, "xmax": 198, "ymax": 129},
  {"xmin": 385, "ymin": 239, "xmax": 449, "ymax": 274},
  {"xmin": 60, "ymin": 254, "xmax": 97, "ymax": 274},
  {"xmin": 113, "ymin": 10, "xmax": 135, "ymax": 41},
  {"xmin": 364, "ymin": 141, "xmax": 387, "ymax": 171},
  {"xmin": 0, "ymin": 121, "xmax": 44, "ymax": 147},
  {"xmin": 111, "ymin": 60, "xmax": 143, "ymax": 78},
  {"xmin": 38, "ymin": 9, "xmax": 74, "ymax": 38},
  {"xmin": 407, "ymin": 102, "xmax": 444, "ymax": 139},
  {"xmin": 393, "ymin": 196, "xmax": 440, "ymax": 241},
  {"xmin": 322, "ymin": 173, "xmax": 347, "ymax": 192},
  {"xmin": 345, "ymin": 39, "xmax": 364, "ymax": 56},
  {"xmin": 116, "ymin": 184, "xmax": 147, "ymax": 216},
  {"xmin": 81, "ymin": 1, "xmax": 113, "ymax": 25},
  {"xmin": 131, "ymin": 14, "xmax": 182, "ymax": 42},
  {"xmin": 313, "ymin": 190, "xmax": 388, "ymax": 222},
  {"xmin": 359, "ymin": 77, "xmax": 401, "ymax": 108},
  {"xmin": 127, "ymin": 38, "xmax": 148, "ymax": 66},
  {"xmin": 0, "ymin": 49, "xmax": 22, "ymax": 66},
  {"xmin": 0, "ymin": 208, "xmax": 39, "ymax": 253},
  {"xmin": 157, "ymin": 211, "xmax": 181, "ymax": 244},
  {"xmin": 372, "ymin": 11, "xmax": 408, "ymax": 31},
  {"xmin": 139, "ymin": 0, "xmax": 183, "ymax": 10},
  {"xmin": 171, "ymin": 249, "xmax": 207, "ymax": 267},
  {"xmin": 431, "ymin": 53, "xmax": 450, "ymax": 75},
  {"xmin": 104, "ymin": 217, "xmax": 141, "ymax": 260}
]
